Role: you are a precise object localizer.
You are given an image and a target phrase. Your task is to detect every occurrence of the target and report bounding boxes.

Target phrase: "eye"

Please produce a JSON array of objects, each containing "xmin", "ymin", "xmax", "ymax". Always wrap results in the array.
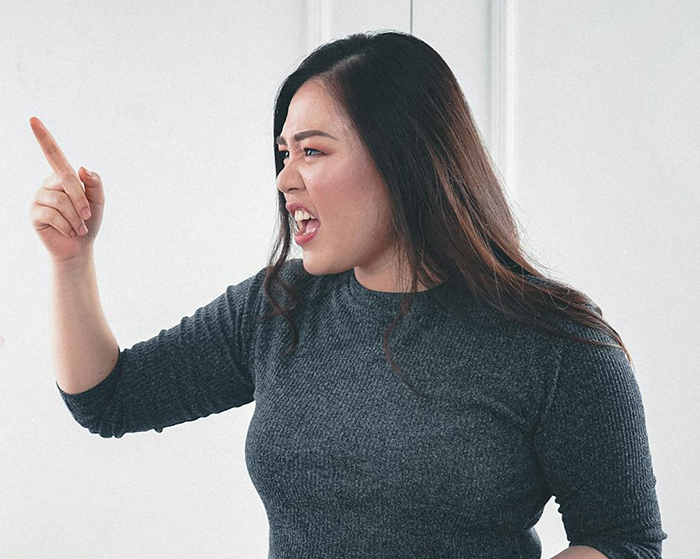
[{"xmin": 279, "ymin": 148, "xmax": 322, "ymax": 159}]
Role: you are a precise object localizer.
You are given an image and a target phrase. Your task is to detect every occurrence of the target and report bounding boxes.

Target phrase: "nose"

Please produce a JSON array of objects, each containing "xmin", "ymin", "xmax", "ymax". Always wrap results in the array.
[{"xmin": 276, "ymin": 154, "xmax": 304, "ymax": 195}]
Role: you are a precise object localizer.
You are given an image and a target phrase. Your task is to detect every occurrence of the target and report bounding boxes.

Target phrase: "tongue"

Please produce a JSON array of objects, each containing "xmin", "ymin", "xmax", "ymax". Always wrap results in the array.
[{"xmin": 306, "ymin": 219, "xmax": 320, "ymax": 234}]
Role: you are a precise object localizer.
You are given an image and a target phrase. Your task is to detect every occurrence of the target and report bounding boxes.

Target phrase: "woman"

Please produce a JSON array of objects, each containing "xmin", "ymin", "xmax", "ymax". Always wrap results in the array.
[{"xmin": 34, "ymin": 31, "xmax": 666, "ymax": 559}]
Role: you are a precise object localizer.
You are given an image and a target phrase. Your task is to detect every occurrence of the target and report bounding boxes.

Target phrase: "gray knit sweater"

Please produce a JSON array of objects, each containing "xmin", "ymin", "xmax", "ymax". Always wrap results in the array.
[{"xmin": 57, "ymin": 258, "xmax": 667, "ymax": 558}]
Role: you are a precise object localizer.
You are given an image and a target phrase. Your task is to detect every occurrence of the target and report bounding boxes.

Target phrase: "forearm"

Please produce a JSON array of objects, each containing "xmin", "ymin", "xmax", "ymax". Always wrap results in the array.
[
  {"xmin": 550, "ymin": 545, "xmax": 608, "ymax": 558},
  {"xmin": 50, "ymin": 250, "xmax": 120, "ymax": 394}
]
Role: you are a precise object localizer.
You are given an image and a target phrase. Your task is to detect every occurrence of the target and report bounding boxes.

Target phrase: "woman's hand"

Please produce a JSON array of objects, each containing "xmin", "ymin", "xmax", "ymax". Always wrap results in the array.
[{"xmin": 28, "ymin": 117, "xmax": 106, "ymax": 263}]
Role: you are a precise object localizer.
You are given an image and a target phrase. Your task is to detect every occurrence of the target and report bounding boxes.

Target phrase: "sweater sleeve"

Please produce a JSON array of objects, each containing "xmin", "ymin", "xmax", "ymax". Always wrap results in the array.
[
  {"xmin": 56, "ymin": 268, "xmax": 265, "ymax": 438},
  {"xmin": 533, "ymin": 331, "xmax": 668, "ymax": 558}
]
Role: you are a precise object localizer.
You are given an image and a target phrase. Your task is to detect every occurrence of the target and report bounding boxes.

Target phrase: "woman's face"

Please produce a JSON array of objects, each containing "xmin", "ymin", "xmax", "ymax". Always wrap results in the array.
[{"xmin": 276, "ymin": 79, "xmax": 411, "ymax": 292}]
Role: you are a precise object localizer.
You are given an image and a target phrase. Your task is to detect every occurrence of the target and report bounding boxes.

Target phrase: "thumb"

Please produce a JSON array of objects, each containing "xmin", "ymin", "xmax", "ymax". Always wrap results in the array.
[
  {"xmin": 78, "ymin": 166, "xmax": 105, "ymax": 206},
  {"xmin": 79, "ymin": 166, "xmax": 100, "ymax": 185}
]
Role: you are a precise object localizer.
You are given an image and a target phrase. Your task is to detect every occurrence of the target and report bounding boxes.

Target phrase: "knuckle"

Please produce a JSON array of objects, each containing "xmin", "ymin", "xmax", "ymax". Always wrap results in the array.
[
  {"xmin": 54, "ymin": 190, "xmax": 69, "ymax": 205},
  {"xmin": 56, "ymin": 190, "xmax": 70, "ymax": 204},
  {"xmin": 56, "ymin": 191, "xmax": 78, "ymax": 216},
  {"xmin": 62, "ymin": 172, "xmax": 79, "ymax": 188},
  {"xmin": 41, "ymin": 174, "xmax": 59, "ymax": 189},
  {"xmin": 36, "ymin": 204, "xmax": 51, "ymax": 222},
  {"xmin": 64, "ymin": 173, "xmax": 79, "ymax": 189}
]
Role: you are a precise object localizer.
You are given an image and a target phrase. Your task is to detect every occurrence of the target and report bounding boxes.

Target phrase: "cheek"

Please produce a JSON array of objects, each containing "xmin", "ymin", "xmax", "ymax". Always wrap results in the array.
[
  {"xmin": 343, "ymin": 204, "xmax": 386, "ymax": 240},
  {"xmin": 308, "ymin": 163, "xmax": 383, "ymax": 229}
]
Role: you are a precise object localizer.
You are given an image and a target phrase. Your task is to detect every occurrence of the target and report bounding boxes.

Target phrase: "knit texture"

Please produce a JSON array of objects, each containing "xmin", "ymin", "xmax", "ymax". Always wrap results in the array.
[{"xmin": 56, "ymin": 258, "xmax": 668, "ymax": 558}]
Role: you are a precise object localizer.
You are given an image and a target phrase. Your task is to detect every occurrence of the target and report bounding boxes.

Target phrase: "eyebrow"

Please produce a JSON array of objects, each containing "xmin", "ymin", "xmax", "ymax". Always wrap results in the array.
[{"xmin": 275, "ymin": 129, "xmax": 338, "ymax": 146}]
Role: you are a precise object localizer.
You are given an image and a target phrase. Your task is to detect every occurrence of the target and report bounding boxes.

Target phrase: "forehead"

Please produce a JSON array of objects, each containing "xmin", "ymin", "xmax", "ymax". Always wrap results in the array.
[{"xmin": 282, "ymin": 81, "xmax": 342, "ymax": 131}]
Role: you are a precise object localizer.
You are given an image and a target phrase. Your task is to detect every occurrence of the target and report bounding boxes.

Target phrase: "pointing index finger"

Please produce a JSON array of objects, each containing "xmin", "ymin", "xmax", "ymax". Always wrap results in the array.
[{"xmin": 29, "ymin": 117, "xmax": 77, "ymax": 176}]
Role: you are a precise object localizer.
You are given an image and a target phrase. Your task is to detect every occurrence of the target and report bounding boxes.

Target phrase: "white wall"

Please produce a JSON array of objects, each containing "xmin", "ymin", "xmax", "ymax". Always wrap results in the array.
[
  {"xmin": 416, "ymin": 3, "xmax": 697, "ymax": 557},
  {"xmin": 1, "ymin": 1, "xmax": 695, "ymax": 557},
  {"xmin": 1, "ymin": 2, "xmax": 304, "ymax": 557}
]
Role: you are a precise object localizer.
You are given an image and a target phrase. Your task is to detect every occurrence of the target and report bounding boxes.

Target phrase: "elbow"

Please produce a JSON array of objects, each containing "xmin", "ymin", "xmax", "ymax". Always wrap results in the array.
[{"xmin": 570, "ymin": 538, "xmax": 665, "ymax": 559}]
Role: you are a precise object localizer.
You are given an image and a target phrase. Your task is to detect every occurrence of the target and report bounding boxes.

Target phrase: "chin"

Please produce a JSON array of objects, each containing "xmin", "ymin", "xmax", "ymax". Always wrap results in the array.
[{"xmin": 300, "ymin": 254, "xmax": 350, "ymax": 278}]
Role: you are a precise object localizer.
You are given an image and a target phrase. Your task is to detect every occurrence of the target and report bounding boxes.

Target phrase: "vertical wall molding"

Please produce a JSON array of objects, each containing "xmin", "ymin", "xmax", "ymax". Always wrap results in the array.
[
  {"xmin": 304, "ymin": 1, "xmax": 516, "ymax": 195},
  {"xmin": 490, "ymin": 0, "xmax": 518, "ymax": 197},
  {"xmin": 306, "ymin": 0, "xmax": 333, "ymax": 53}
]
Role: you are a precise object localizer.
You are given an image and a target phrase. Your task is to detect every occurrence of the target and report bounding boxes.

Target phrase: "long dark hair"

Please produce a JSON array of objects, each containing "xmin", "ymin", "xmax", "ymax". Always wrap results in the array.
[{"xmin": 261, "ymin": 30, "xmax": 632, "ymax": 397}]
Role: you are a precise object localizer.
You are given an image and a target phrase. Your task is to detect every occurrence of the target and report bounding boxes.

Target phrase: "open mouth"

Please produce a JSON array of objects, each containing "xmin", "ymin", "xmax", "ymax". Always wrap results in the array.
[
  {"xmin": 298, "ymin": 218, "xmax": 321, "ymax": 234},
  {"xmin": 294, "ymin": 217, "xmax": 321, "ymax": 233}
]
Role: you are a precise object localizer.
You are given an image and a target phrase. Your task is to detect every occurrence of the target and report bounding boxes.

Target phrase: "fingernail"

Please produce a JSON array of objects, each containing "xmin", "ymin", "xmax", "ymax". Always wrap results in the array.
[
  {"xmin": 83, "ymin": 167, "xmax": 93, "ymax": 178},
  {"xmin": 82, "ymin": 208, "xmax": 91, "ymax": 219}
]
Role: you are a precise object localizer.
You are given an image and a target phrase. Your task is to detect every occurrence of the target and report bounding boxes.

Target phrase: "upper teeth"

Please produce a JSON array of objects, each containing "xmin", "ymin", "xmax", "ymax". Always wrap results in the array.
[{"xmin": 294, "ymin": 209, "xmax": 316, "ymax": 222}]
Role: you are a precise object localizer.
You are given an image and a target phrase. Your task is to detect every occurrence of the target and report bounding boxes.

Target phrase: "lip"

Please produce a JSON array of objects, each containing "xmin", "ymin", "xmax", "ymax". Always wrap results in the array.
[
  {"xmin": 294, "ymin": 221, "xmax": 320, "ymax": 245},
  {"xmin": 286, "ymin": 201, "xmax": 318, "ymax": 219}
]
